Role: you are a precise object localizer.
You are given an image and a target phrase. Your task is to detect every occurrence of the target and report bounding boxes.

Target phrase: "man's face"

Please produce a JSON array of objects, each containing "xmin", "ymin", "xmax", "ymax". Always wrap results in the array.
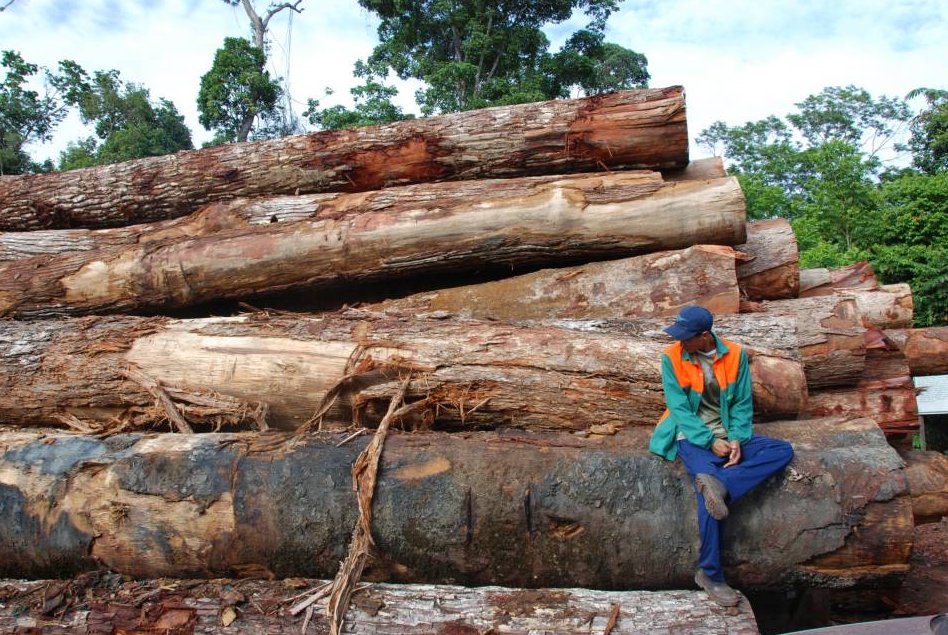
[{"xmin": 681, "ymin": 331, "xmax": 713, "ymax": 354}]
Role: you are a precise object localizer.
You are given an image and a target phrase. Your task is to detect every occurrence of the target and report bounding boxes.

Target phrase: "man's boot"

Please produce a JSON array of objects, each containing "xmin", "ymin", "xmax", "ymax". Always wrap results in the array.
[
  {"xmin": 695, "ymin": 569, "xmax": 740, "ymax": 607},
  {"xmin": 695, "ymin": 473, "xmax": 729, "ymax": 520}
]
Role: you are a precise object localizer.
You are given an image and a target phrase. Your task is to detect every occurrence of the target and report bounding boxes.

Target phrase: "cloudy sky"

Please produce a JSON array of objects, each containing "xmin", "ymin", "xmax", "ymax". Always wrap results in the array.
[{"xmin": 2, "ymin": 0, "xmax": 946, "ymax": 164}]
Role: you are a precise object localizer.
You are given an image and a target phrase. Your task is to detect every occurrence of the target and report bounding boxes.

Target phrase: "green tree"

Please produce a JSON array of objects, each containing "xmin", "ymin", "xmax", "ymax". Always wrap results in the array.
[
  {"xmin": 304, "ymin": 61, "xmax": 413, "ymax": 130},
  {"xmin": 59, "ymin": 69, "xmax": 192, "ymax": 169},
  {"xmin": 198, "ymin": 37, "xmax": 282, "ymax": 143},
  {"xmin": 357, "ymin": 0, "xmax": 647, "ymax": 115},
  {"xmin": 907, "ymin": 87, "xmax": 948, "ymax": 174},
  {"xmin": 0, "ymin": 50, "xmax": 85, "ymax": 174}
]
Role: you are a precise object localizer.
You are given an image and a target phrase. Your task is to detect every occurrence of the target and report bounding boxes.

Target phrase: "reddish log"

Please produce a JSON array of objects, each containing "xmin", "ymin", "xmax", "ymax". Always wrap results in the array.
[
  {"xmin": 735, "ymin": 219, "xmax": 800, "ymax": 301},
  {"xmin": 0, "ymin": 173, "xmax": 747, "ymax": 319},
  {"xmin": 900, "ymin": 451, "xmax": 948, "ymax": 524},
  {"xmin": 0, "ymin": 88, "xmax": 688, "ymax": 231},
  {"xmin": 661, "ymin": 156, "xmax": 727, "ymax": 181},
  {"xmin": 799, "ymin": 262, "xmax": 879, "ymax": 297},
  {"xmin": 885, "ymin": 327, "xmax": 948, "ymax": 376},
  {"xmin": 837, "ymin": 284, "xmax": 914, "ymax": 330}
]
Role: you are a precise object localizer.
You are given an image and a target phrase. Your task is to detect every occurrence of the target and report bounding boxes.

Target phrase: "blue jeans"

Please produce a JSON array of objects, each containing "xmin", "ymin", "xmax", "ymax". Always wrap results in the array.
[{"xmin": 676, "ymin": 434, "xmax": 794, "ymax": 582}]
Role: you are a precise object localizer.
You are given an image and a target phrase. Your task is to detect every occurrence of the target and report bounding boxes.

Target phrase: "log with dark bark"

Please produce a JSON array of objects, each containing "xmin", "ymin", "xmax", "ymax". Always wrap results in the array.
[
  {"xmin": 735, "ymin": 218, "xmax": 799, "ymax": 301},
  {"xmin": 0, "ymin": 577, "xmax": 760, "ymax": 634},
  {"xmin": 740, "ymin": 296, "xmax": 866, "ymax": 388},
  {"xmin": 885, "ymin": 327, "xmax": 948, "ymax": 376},
  {"xmin": 0, "ymin": 88, "xmax": 688, "ymax": 231},
  {"xmin": 0, "ymin": 418, "xmax": 912, "ymax": 589},
  {"xmin": 799, "ymin": 262, "xmax": 878, "ymax": 297},
  {"xmin": 899, "ymin": 451, "xmax": 948, "ymax": 524},
  {"xmin": 0, "ymin": 173, "xmax": 747, "ymax": 319},
  {"xmin": 369, "ymin": 244, "xmax": 742, "ymax": 321},
  {"xmin": 0, "ymin": 311, "xmax": 806, "ymax": 432}
]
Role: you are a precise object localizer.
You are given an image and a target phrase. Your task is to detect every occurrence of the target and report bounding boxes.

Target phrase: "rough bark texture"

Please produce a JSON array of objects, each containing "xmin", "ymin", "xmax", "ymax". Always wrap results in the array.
[
  {"xmin": 0, "ymin": 418, "xmax": 912, "ymax": 589},
  {"xmin": 735, "ymin": 219, "xmax": 800, "ymax": 301},
  {"xmin": 0, "ymin": 578, "xmax": 759, "ymax": 635},
  {"xmin": 885, "ymin": 327, "xmax": 948, "ymax": 376},
  {"xmin": 799, "ymin": 262, "xmax": 879, "ymax": 297},
  {"xmin": 0, "ymin": 311, "xmax": 806, "ymax": 432},
  {"xmin": 0, "ymin": 174, "xmax": 747, "ymax": 319},
  {"xmin": 369, "ymin": 245, "xmax": 742, "ymax": 321},
  {"xmin": 900, "ymin": 451, "xmax": 948, "ymax": 524},
  {"xmin": 0, "ymin": 88, "xmax": 688, "ymax": 231},
  {"xmin": 837, "ymin": 284, "xmax": 914, "ymax": 330},
  {"xmin": 741, "ymin": 296, "xmax": 867, "ymax": 388}
]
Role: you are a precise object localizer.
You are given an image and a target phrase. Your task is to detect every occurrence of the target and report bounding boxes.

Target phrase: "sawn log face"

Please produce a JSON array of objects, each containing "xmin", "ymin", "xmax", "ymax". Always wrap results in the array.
[
  {"xmin": 0, "ymin": 88, "xmax": 688, "ymax": 231},
  {"xmin": 0, "ymin": 418, "xmax": 911, "ymax": 589}
]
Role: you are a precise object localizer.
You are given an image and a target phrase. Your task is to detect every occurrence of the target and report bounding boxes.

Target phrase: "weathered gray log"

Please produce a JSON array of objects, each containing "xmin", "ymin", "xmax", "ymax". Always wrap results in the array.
[
  {"xmin": 0, "ymin": 578, "xmax": 759, "ymax": 635},
  {"xmin": 735, "ymin": 218, "xmax": 799, "ymax": 301},
  {"xmin": 886, "ymin": 327, "xmax": 948, "ymax": 376},
  {"xmin": 900, "ymin": 451, "xmax": 948, "ymax": 524},
  {"xmin": 370, "ymin": 244, "xmax": 742, "ymax": 321},
  {"xmin": 741, "ymin": 296, "xmax": 867, "ymax": 387},
  {"xmin": 0, "ymin": 418, "xmax": 913, "ymax": 589},
  {"xmin": 0, "ymin": 173, "xmax": 747, "ymax": 319},
  {"xmin": 799, "ymin": 262, "xmax": 879, "ymax": 297},
  {"xmin": 0, "ymin": 311, "xmax": 805, "ymax": 432},
  {"xmin": 0, "ymin": 88, "xmax": 688, "ymax": 231}
]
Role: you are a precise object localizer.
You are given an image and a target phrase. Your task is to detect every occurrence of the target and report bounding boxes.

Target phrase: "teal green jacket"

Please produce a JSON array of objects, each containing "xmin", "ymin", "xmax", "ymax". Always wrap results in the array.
[{"xmin": 648, "ymin": 333, "xmax": 754, "ymax": 461}]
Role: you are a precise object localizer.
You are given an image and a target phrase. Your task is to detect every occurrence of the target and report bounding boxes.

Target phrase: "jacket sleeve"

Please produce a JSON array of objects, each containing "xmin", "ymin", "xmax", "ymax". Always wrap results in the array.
[
  {"xmin": 726, "ymin": 347, "xmax": 754, "ymax": 443},
  {"xmin": 661, "ymin": 353, "xmax": 715, "ymax": 449}
]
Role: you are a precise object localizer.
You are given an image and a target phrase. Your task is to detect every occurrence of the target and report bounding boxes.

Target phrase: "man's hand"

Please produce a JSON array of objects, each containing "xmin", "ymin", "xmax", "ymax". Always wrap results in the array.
[
  {"xmin": 711, "ymin": 439, "xmax": 730, "ymax": 458},
  {"xmin": 723, "ymin": 440, "xmax": 742, "ymax": 468}
]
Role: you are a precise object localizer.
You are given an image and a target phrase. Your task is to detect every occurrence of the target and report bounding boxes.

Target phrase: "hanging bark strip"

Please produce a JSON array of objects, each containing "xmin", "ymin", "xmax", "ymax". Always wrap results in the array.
[
  {"xmin": 0, "ymin": 87, "xmax": 688, "ymax": 231},
  {"xmin": 0, "ymin": 311, "xmax": 805, "ymax": 432},
  {"xmin": 0, "ymin": 174, "xmax": 747, "ymax": 319},
  {"xmin": 0, "ymin": 418, "xmax": 912, "ymax": 589},
  {"xmin": 369, "ymin": 244, "xmax": 743, "ymax": 321},
  {"xmin": 735, "ymin": 218, "xmax": 800, "ymax": 301}
]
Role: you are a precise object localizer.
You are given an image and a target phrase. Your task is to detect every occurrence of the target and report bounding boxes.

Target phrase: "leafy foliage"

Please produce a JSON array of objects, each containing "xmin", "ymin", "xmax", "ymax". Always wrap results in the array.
[
  {"xmin": 197, "ymin": 37, "xmax": 281, "ymax": 143},
  {"xmin": 908, "ymin": 88, "xmax": 948, "ymax": 174},
  {"xmin": 303, "ymin": 60, "xmax": 413, "ymax": 130}
]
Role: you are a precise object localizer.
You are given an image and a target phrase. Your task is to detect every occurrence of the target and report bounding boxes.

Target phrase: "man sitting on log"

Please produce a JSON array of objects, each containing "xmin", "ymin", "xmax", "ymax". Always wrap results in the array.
[{"xmin": 649, "ymin": 305, "xmax": 795, "ymax": 606}]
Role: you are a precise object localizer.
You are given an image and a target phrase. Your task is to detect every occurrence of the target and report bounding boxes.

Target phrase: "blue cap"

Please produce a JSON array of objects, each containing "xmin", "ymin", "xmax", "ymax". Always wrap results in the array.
[{"xmin": 664, "ymin": 305, "xmax": 713, "ymax": 340}]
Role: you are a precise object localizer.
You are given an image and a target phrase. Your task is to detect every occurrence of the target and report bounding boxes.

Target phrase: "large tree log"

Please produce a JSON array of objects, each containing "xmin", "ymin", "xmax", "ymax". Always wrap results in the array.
[
  {"xmin": 0, "ymin": 578, "xmax": 760, "ymax": 635},
  {"xmin": 0, "ymin": 418, "xmax": 912, "ymax": 589},
  {"xmin": 885, "ymin": 327, "xmax": 948, "ymax": 376},
  {"xmin": 0, "ymin": 173, "xmax": 747, "ymax": 319},
  {"xmin": 899, "ymin": 451, "xmax": 948, "ymax": 524},
  {"xmin": 662, "ymin": 156, "xmax": 727, "ymax": 181},
  {"xmin": 0, "ymin": 88, "xmax": 688, "ymax": 231},
  {"xmin": 370, "ymin": 244, "xmax": 742, "ymax": 320},
  {"xmin": 0, "ymin": 311, "xmax": 805, "ymax": 432},
  {"xmin": 735, "ymin": 219, "xmax": 799, "ymax": 301},
  {"xmin": 799, "ymin": 262, "xmax": 878, "ymax": 297},
  {"xmin": 741, "ymin": 296, "xmax": 866, "ymax": 387},
  {"xmin": 837, "ymin": 284, "xmax": 914, "ymax": 330}
]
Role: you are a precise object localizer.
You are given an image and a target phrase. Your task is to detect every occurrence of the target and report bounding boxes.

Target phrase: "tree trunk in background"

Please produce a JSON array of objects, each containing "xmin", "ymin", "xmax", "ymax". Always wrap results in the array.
[
  {"xmin": 735, "ymin": 219, "xmax": 799, "ymax": 301},
  {"xmin": 0, "ymin": 88, "xmax": 688, "ymax": 231},
  {"xmin": 0, "ymin": 311, "xmax": 805, "ymax": 432},
  {"xmin": 741, "ymin": 296, "xmax": 866, "ymax": 388},
  {"xmin": 0, "ymin": 419, "xmax": 912, "ymax": 589},
  {"xmin": 0, "ymin": 174, "xmax": 746, "ymax": 319},
  {"xmin": 0, "ymin": 579, "xmax": 760, "ymax": 635},
  {"xmin": 799, "ymin": 262, "xmax": 878, "ymax": 297},
  {"xmin": 900, "ymin": 451, "xmax": 948, "ymax": 524},
  {"xmin": 369, "ymin": 245, "xmax": 742, "ymax": 321},
  {"xmin": 886, "ymin": 327, "xmax": 948, "ymax": 376}
]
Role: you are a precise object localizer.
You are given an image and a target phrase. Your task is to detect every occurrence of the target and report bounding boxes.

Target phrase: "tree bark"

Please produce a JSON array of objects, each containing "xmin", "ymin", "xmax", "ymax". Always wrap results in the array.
[
  {"xmin": 0, "ymin": 88, "xmax": 688, "ymax": 231},
  {"xmin": 735, "ymin": 219, "xmax": 799, "ymax": 301},
  {"xmin": 740, "ymin": 296, "xmax": 866, "ymax": 388},
  {"xmin": 799, "ymin": 262, "xmax": 878, "ymax": 297},
  {"xmin": 0, "ymin": 174, "xmax": 747, "ymax": 319},
  {"xmin": 0, "ymin": 418, "xmax": 912, "ymax": 589},
  {"xmin": 885, "ymin": 327, "xmax": 948, "ymax": 376},
  {"xmin": 900, "ymin": 451, "xmax": 948, "ymax": 524},
  {"xmin": 369, "ymin": 244, "xmax": 742, "ymax": 321},
  {"xmin": 0, "ymin": 311, "xmax": 805, "ymax": 432},
  {"xmin": 661, "ymin": 156, "xmax": 726, "ymax": 181},
  {"xmin": 0, "ymin": 578, "xmax": 760, "ymax": 635}
]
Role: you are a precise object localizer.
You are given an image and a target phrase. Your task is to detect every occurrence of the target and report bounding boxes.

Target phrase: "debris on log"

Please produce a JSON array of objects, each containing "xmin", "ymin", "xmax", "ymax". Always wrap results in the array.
[
  {"xmin": 735, "ymin": 219, "xmax": 799, "ymax": 301},
  {"xmin": 0, "ymin": 173, "xmax": 747, "ymax": 319},
  {"xmin": 899, "ymin": 451, "xmax": 948, "ymax": 524},
  {"xmin": 0, "ymin": 577, "xmax": 760, "ymax": 635},
  {"xmin": 0, "ymin": 418, "xmax": 912, "ymax": 589},
  {"xmin": 885, "ymin": 327, "xmax": 948, "ymax": 376},
  {"xmin": 0, "ymin": 87, "xmax": 688, "ymax": 231},
  {"xmin": 799, "ymin": 262, "xmax": 879, "ymax": 297},
  {"xmin": 370, "ymin": 244, "xmax": 742, "ymax": 321},
  {"xmin": 0, "ymin": 311, "xmax": 805, "ymax": 432}
]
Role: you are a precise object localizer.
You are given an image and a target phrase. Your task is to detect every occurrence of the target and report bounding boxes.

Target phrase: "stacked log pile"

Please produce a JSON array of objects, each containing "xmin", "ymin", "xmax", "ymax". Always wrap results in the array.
[{"xmin": 1, "ymin": 87, "xmax": 946, "ymax": 633}]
